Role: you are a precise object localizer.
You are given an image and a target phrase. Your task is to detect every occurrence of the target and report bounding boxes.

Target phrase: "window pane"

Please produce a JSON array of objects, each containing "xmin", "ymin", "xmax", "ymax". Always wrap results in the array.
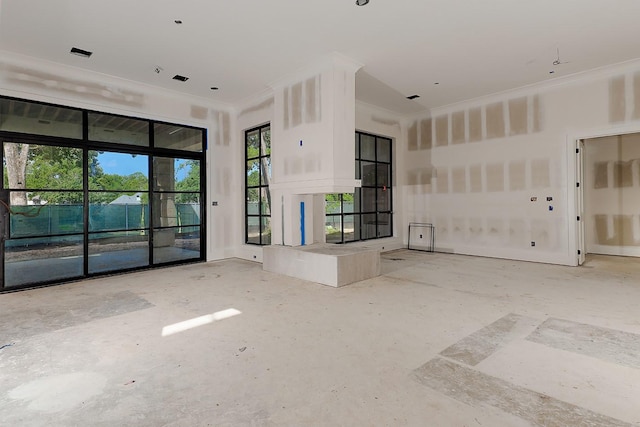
[
  {"xmin": 175, "ymin": 159, "xmax": 200, "ymax": 192},
  {"xmin": 90, "ymin": 151, "xmax": 149, "ymax": 191},
  {"xmin": 4, "ymin": 143, "xmax": 83, "ymax": 191},
  {"xmin": 0, "ymin": 98, "xmax": 82, "ymax": 139},
  {"xmin": 176, "ymin": 201, "xmax": 200, "ymax": 227},
  {"xmin": 246, "ymin": 129, "xmax": 260, "ymax": 157},
  {"xmin": 361, "ymin": 214, "xmax": 377, "ymax": 239},
  {"xmin": 344, "ymin": 214, "xmax": 359, "ymax": 242},
  {"xmin": 262, "ymin": 127, "xmax": 271, "ymax": 156},
  {"xmin": 361, "ymin": 188, "xmax": 376, "ymax": 213},
  {"xmin": 325, "ymin": 194, "xmax": 341, "ymax": 214},
  {"xmin": 152, "ymin": 193, "xmax": 178, "ymax": 228},
  {"xmin": 343, "ymin": 193, "xmax": 355, "ymax": 213},
  {"xmin": 247, "ymin": 217, "xmax": 260, "ymax": 244},
  {"xmin": 88, "ymin": 113, "xmax": 149, "ymax": 146},
  {"xmin": 377, "ymin": 137, "xmax": 391, "ymax": 163},
  {"xmin": 89, "ymin": 195, "xmax": 148, "ymax": 231},
  {"xmin": 361, "ymin": 162, "xmax": 376, "ymax": 186},
  {"xmin": 377, "ymin": 188, "xmax": 391, "ymax": 211},
  {"xmin": 360, "ymin": 134, "xmax": 376, "ymax": 161},
  {"xmin": 377, "ymin": 164, "xmax": 391, "ymax": 187},
  {"xmin": 247, "ymin": 188, "xmax": 259, "ymax": 214},
  {"xmin": 89, "ymin": 231, "xmax": 150, "ymax": 274},
  {"xmin": 154, "ymin": 124, "xmax": 203, "ymax": 152},
  {"xmin": 4, "ymin": 235, "xmax": 84, "ymax": 287},
  {"xmin": 353, "ymin": 188, "xmax": 361, "ymax": 212},
  {"xmin": 153, "ymin": 226, "xmax": 201, "ymax": 264},
  {"xmin": 355, "ymin": 160, "xmax": 361, "ymax": 179},
  {"xmin": 11, "ymin": 201, "xmax": 83, "ymax": 237},
  {"xmin": 260, "ymin": 187, "xmax": 271, "ymax": 215},
  {"xmin": 378, "ymin": 213, "xmax": 392, "ymax": 237},
  {"xmin": 326, "ymin": 215, "xmax": 342, "ymax": 243},
  {"xmin": 246, "ymin": 159, "xmax": 260, "ymax": 187},
  {"xmin": 152, "ymin": 157, "xmax": 179, "ymax": 192},
  {"xmin": 262, "ymin": 157, "xmax": 272, "ymax": 180},
  {"xmin": 261, "ymin": 217, "xmax": 271, "ymax": 245}
]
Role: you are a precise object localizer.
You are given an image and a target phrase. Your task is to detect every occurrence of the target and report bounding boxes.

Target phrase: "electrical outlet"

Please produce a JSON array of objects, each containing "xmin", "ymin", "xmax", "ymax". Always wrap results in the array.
[
  {"xmin": 419, "ymin": 234, "xmax": 423, "ymax": 239},
  {"xmin": 531, "ymin": 241, "xmax": 536, "ymax": 247}
]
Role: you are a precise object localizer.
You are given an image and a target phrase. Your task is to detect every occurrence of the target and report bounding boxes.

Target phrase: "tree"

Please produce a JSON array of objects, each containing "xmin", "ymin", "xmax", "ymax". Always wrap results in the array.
[
  {"xmin": 3, "ymin": 143, "xmax": 29, "ymax": 205},
  {"xmin": 176, "ymin": 160, "xmax": 200, "ymax": 203}
]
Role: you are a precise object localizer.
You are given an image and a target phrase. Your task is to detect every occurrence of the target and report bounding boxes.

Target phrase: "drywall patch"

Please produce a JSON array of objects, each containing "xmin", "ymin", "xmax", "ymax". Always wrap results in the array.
[
  {"xmin": 4, "ymin": 65, "xmax": 144, "ymax": 108},
  {"xmin": 420, "ymin": 168, "xmax": 432, "ymax": 185},
  {"xmin": 305, "ymin": 77, "xmax": 317, "ymax": 123},
  {"xmin": 190, "ymin": 105, "xmax": 208, "ymax": 120},
  {"xmin": 451, "ymin": 111, "xmax": 465, "ymax": 144},
  {"xmin": 595, "ymin": 215, "xmax": 638, "ymax": 246},
  {"xmin": 451, "ymin": 167, "xmax": 466, "ymax": 193},
  {"xmin": 634, "ymin": 72, "xmax": 640, "ymax": 120},
  {"xmin": 609, "ymin": 76, "xmax": 626, "ymax": 123},
  {"xmin": 613, "ymin": 160, "xmax": 633, "ymax": 187},
  {"xmin": 508, "ymin": 160, "xmax": 526, "ymax": 191},
  {"xmin": 485, "ymin": 102, "xmax": 505, "ymax": 139},
  {"xmin": 222, "ymin": 112, "xmax": 230, "ymax": 146},
  {"xmin": 435, "ymin": 115, "xmax": 448, "ymax": 147},
  {"xmin": 594, "ymin": 161, "xmax": 609, "ymax": 189},
  {"xmin": 508, "ymin": 97, "xmax": 527, "ymax": 135},
  {"xmin": 283, "ymin": 87, "xmax": 290, "ymax": 130},
  {"xmin": 486, "ymin": 163, "xmax": 504, "ymax": 192},
  {"xmin": 469, "ymin": 164, "xmax": 482, "ymax": 192},
  {"xmin": 531, "ymin": 158, "xmax": 551, "ymax": 189},
  {"xmin": 468, "ymin": 107, "xmax": 482, "ymax": 142},
  {"xmin": 532, "ymin": 95, "xmax": 542, "ymax": 133},
  {"xmin": 239, "ymin": 97, "xmax": 274, "ymax": 117},
  {"xmin": 291, "ymin": 82, "xmax": 303, "ymax": 128},
  {"xmin": 408, "ymin": 121, "xmax": 418, "ymax": 151},
  {"xmin": 407, "ymin": 169, "xmax": 419, "ymax": 186},
  {"xmin": 372, "ymin": 116, "xmax": 400, "ymax": 128},
  {"xmin": 420, "ymin": 118, "xmax": 432, "ymax": 150}
]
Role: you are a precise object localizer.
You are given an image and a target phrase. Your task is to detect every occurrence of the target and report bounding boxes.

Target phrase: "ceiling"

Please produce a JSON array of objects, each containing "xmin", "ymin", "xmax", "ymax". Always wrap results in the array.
[{"xmin": 1, "ymin": 0, "xmax": 640, "ymax": 116}]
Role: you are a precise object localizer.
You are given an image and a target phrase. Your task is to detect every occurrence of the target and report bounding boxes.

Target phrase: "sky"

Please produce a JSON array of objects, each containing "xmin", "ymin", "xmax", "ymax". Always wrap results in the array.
[{"xmin": 97, "ymin": 152, "xmax": 190, "ymax": 180}]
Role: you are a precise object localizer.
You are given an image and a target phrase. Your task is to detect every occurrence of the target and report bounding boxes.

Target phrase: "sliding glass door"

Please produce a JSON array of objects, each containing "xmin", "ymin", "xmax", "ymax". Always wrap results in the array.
[{"xmin": 0, "ymin": 96, "xmax": 206, "ymax": 291}]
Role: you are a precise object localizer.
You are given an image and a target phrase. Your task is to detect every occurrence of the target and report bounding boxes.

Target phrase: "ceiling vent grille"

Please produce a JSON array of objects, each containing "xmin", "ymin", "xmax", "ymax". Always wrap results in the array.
[
  {"xmin": 173, "ymin": 75, "xmax": 189, "ymax": 82},
  {"xmin": 70, "ymin": 47, "xmax": 93, "ymax": 58}
]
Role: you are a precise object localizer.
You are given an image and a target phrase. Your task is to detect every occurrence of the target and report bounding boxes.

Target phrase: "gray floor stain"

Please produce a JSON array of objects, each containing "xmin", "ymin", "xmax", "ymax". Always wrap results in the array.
[
  {"xmin": 526, "ymin": 318, "xmax": 640, "ymax": 370},
  {"xmin": 413, "ymin": 357, "xmax": 632, "ymax": 427},
  {"xmin": 1, "ymin": 290, "xmax": 154, "ymax": 340},
  {"xmin": 440, "ymin": 313, "xmax": 539, "ymax": 366}
]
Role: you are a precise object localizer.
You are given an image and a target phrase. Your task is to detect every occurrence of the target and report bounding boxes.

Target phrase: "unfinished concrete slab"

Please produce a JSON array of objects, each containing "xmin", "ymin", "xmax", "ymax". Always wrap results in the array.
[{"xmin": 1, "ymin": 251, "xmax": 639, "ymax": 426}]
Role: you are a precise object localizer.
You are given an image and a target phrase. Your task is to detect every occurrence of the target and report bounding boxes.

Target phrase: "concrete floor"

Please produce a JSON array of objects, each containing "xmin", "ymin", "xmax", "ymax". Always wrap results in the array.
[{"xmin": 1, "ymin": 250, "xmax": 639, "ymax": 426}]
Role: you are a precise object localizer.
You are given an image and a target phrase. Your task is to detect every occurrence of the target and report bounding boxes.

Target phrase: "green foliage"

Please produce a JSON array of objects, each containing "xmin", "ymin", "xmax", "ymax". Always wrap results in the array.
[{"xmin": 176, "ymin": 160, "xmax": 200, "ymax": 203}]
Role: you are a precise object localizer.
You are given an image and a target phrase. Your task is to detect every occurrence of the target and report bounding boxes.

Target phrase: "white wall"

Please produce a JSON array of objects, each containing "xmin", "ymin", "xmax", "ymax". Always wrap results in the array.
[
  {"xmin": 0, "ymin": 50, "xmax": 238, "ymax": 262},
  {"xmin": 401, "ymin": 60, "xmax": 640, "ymax": 265}
]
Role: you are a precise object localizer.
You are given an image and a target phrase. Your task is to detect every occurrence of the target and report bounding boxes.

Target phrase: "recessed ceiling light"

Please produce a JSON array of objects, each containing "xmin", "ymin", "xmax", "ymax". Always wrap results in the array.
[
  {"xmin": 549, "ymin": 70, "xmax": 555, "ymax": 74},
  {"xmin": 210, "ymin": 87, "xmax": 219, "ymax": 91},
  {"xmin": 70, "ymin": 47, "xmax": 92, "ymax": 58},
  {"xmin": 434, "ymin": 82, "xmax": 440, "ymax": 85},
  {"xmin": 355, "ymin": 0, "xmax": 369, "ymax": 5},
  {"xmin": 173, "ymin": 75, "xmax": 189, "ymax": 82},
  {"xmin": 406, "ymin": 95, "xmax": 420, "ymax": 100},
  {"xmin": 174, "ymin": 20, "xmax": 183, "ymax": 24}
]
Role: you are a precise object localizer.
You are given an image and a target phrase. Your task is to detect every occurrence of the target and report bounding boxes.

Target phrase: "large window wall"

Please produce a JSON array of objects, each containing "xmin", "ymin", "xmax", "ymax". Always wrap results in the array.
[
  {"xmin": 326, "ymin": 131, "xmax": 392, "ymax": 243},
  {"xmin": 245, "ymin": 124, "xmax": 271, "ymax": 245},
  {"xmin": 0, "ymin": 96, "xmax": 206, "ymax": 291}
]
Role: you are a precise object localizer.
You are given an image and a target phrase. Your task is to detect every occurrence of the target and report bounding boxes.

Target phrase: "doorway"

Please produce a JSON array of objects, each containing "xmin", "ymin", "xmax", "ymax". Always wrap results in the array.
[{"xmin": 577, "ymin": 132, "xmax": 640, "ymax": 261}]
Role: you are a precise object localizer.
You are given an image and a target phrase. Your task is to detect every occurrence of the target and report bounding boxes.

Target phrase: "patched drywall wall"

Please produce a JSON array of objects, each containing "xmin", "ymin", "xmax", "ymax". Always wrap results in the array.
[
  {"xmin": 584, "ymin": 133, "xmax": 640, "ymax": 257},
  {"xmin": 401, "ymin": 61, "xmax": 640, "ymax": 265}
]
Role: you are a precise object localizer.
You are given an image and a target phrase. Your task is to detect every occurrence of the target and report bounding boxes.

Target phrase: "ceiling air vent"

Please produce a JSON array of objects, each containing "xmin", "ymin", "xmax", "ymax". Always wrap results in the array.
[
  {"xmin": 70, "ymin": 47, "xmax": 93, "ymax": 58},
  {"xmin": 406, "ymin": 95, "xmax": 420, "ymax": 100},
  {"xmin": 173, "ymin": 75, "xmax": 189, "ymax": 82}
]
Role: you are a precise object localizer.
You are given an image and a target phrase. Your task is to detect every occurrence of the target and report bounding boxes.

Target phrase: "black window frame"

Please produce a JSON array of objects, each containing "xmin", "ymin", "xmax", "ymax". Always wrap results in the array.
[
  {"xmin": 326, "ymin": 131, "xmax": 393, "ymax": 243},
  {"xmin": 244, "ymin": 124, "xmax": 271, "ymax": 245}
]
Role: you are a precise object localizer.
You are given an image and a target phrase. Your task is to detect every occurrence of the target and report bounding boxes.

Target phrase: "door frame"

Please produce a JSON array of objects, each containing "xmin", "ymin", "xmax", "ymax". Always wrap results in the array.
[{"xmin": 567, "ymin": 123, "xmax": 640, "ymax": 266}]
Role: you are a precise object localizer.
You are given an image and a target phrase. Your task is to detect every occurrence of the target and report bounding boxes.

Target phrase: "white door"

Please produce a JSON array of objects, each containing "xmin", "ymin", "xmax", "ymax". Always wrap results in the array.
[{"xmin": 576, "ymin": 139, "xmax": 586, "ymax": 265}]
